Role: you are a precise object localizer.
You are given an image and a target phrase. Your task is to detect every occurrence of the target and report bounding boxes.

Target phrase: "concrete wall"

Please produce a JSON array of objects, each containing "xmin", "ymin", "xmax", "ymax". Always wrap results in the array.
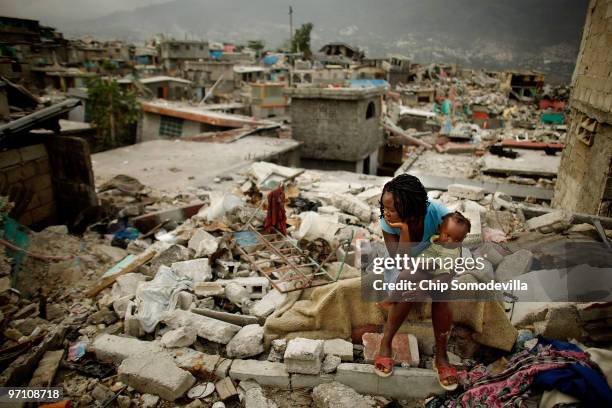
[
  {"xmin": 0, "ymin": 144, "xmax": 56, "ymax": 226},
  {"xmin": 139, "ymin": 112, "xmax": 204, "ymax": 142},
  {"xmin": 289, "ymin": 88, "xmax": 383, "ymax": 162},
  {"xmin": 553, "ymin": 0, "xmax": 612, "ymax": 216}
]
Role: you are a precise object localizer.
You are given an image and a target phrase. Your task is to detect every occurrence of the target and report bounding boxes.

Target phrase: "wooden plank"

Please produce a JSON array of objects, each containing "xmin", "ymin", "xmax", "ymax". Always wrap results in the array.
[{"xmin": 85, "ymin": 250, "xmax": 156, "ymax": 297}]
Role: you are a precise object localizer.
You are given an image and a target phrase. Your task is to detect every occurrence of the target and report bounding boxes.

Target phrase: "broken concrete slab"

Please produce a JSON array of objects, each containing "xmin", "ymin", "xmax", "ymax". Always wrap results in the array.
[
  {"xmin": 171, "ymin": 258, "xmax": 213, "ymax": 282},
  {"xmin": 330, "ymin": 194, "xmax": 371, "ymax": 222},
  {"xmin": 161, "ymin": 309, "xmax": 240, "ymax": 345},
  {"xmin": 291, "ymin": 373, "xmax": 335, "ymax": 390},
  {"xmin": 526, "ymin": 210, "xmax": 574, "ymax": 234},
  {"xmin": 312, "ymin": 381, "xmax": 377, "ymax": 408},
  {"xmin": 335, "ymin": 363, "xmax": 442, "ymax": 399},
  {"xmin": 284, "ymin": 338, "xmax": 324, "ymax": 375},
  {"xmin": 481, "ymin": 150, "xmax": 560, "ymax": 178},
  {"xmin": 93, "ymin": 334, "xmax": 164, "ymax": 365},
  {"xmin": 244, "ymin": 385, "xmax": 278, "ymax": 408},
  {"xmin": 229, "ymin": 359, "xmax": 290, "ymax": 389},
  {"xmin": 161, "ymin": 326, "xmax": 198, "ymax": 348},
  {"xmin": 118, "ymin": 353, "xmax": 196, "ymax": 401},
  {"xmin": 250, "ymin": 289, "xmax": 287, "ymax": 319},
  {"xmin": 189, "ymin": 229, "xmax": 219, "ymax": 257},
  {"xmin": 323, "ymin": 339, "xmax": 354, "ymax": 362},
  {"xmin": 577, "ymin": 302, "xmax": 612, "ymax": 321},
  {"xmin": 322, "ymin": 355, "xmax": 342, "ymax": 373},
  {"xmin": 495, "ymin": 249, "xmax": 534, "ymax": 281},
  {"xmin": 168, "ymin": 348, "xmax": 226, "ymax": 378},
  {"xmin": 226, "ymin": 324, "xmax": 264, "ymax": 359},
  {"xmin": 447, "ymin": 184, "xmax": 485, "ymax": 201}
]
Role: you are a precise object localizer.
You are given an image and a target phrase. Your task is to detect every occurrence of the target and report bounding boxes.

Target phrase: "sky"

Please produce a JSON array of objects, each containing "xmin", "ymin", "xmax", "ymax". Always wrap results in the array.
[{"xmin": 0, "ymin": 0, "xmax": 168, "ymax": 22}]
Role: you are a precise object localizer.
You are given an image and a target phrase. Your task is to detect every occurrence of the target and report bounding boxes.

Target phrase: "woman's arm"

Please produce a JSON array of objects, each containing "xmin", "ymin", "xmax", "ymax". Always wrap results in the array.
[{"xmin": 385, "ymin": 222, "xmax": 412, "ymax": 259}]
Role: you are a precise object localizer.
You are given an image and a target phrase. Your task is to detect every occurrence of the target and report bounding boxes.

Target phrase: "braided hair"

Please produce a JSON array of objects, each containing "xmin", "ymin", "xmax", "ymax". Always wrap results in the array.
[{"xmin": 379, "ymin": 174, "xmax": 429, "ymax": 222}]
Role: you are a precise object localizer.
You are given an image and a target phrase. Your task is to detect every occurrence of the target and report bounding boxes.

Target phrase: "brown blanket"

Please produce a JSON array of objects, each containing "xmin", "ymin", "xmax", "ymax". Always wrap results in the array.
[{"xmin": 264, "ymin": 275, "xmax": 517, "ymax": 352}]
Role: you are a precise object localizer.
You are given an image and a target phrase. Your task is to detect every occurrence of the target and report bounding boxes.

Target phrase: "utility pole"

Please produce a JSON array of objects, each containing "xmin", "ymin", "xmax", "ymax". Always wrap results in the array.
[{"xmin": 289, "ymin": 6, "xmax": 293, "ymax": 52}]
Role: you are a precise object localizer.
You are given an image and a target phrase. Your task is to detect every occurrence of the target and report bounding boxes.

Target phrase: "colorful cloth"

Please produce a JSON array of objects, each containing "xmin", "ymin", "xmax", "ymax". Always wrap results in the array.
[{"xmin": 426, "ymin": 343, "xmax": 598, "ymax": 408}]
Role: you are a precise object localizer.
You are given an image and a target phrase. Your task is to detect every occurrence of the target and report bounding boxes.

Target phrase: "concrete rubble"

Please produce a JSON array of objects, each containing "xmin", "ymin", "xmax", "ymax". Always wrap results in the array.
[{"xmin": 0, "ymin": 18, "xmax": 610, "ymax": 404}]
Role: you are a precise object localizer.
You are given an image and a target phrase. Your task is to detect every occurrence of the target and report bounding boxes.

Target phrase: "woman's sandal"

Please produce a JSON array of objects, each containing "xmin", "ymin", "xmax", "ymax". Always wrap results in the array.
[
  {"xmin": 433, "ymin": 362, "xmax": 459, "ymax": 391},
  {"xmin": 374, "ymin": 355, "xmax": 394, "ymax": 378}
]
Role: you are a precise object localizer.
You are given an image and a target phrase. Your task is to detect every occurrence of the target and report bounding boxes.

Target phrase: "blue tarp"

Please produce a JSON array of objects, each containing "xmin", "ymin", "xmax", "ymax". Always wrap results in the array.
[
  {"xmin": 347, "ymin": 79, "xmax": 389, "ymax": 89},
  {"xmin": 263, "ymin": 55, "xmax": 279, "ymax": 66}
]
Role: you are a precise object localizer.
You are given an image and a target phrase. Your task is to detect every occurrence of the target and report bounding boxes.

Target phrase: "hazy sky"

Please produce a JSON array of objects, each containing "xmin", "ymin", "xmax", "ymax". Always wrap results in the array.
[{"xmin": 0, "ymin": 0, "xmax": 168, "ymax": 22}]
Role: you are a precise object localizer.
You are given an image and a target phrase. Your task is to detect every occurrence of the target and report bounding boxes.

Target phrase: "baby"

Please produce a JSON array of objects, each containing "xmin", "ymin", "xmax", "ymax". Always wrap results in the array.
[{"xmin": 418, "ymin": 211, "xmax": 471, "ymax": 276}]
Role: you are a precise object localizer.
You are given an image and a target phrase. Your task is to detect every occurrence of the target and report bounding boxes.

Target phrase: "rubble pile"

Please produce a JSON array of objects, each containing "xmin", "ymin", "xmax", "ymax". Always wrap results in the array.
[{"xmin": 1, "ymin": 161, "xmax": 611, "ymax": 407}]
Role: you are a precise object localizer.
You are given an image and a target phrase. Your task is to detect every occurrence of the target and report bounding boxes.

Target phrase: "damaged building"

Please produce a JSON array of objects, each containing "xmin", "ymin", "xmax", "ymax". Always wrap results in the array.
[
  {"xmin": 553, "ymin": 0, "xmax": 612, "ymax": 216},
  {"xmin": 287, "ymin": 86, "xmax": 384, "ymax": 174}
]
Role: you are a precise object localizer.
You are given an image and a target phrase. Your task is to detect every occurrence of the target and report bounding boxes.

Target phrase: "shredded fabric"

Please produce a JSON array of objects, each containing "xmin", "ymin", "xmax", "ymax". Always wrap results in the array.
[
  {"xmin": 263, "ymin": 185, "xmax": 287, "ymax": 235},
  {"xmin": 426, "ymin": 339, "xmax": 610, "ymax": 408}
]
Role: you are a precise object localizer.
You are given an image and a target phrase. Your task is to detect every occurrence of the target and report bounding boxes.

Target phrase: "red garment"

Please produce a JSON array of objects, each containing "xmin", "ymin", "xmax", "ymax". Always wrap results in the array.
[{"xmin": 263, "ymin": 186, "xmax": 287, "ymax": 234}]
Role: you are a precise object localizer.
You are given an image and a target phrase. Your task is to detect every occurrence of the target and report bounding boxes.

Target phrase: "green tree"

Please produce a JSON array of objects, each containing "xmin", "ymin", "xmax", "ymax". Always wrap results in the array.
[
  {"xmin": 292, "ymin": 23, "xmax": 313, "ymax": 59},
  {"xmin": 247, "ymin": 40, "xmax": 265, "ymax": 60},
  {"xmin": 87, "ymin": 77, "xmax": 140, "ymax": 150}
]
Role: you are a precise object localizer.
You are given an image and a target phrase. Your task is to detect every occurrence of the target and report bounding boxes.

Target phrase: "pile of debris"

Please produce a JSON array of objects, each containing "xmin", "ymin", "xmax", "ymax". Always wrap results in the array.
[{"xmin": 1, "ymin": 161, "xmax": 611, "ymax": 407}]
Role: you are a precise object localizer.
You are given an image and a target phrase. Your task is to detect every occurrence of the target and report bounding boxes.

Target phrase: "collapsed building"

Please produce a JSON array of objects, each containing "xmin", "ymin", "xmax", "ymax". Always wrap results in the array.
[{"xmin": 0, "ymin": 1, "xmax": 612, "ymax": 407}]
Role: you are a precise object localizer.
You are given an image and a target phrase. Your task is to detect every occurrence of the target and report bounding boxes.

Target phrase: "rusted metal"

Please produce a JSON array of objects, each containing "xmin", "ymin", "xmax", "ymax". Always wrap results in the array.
[{"xmin": 234, "ymin": 226, "xmax": 338, "ymax": 293}]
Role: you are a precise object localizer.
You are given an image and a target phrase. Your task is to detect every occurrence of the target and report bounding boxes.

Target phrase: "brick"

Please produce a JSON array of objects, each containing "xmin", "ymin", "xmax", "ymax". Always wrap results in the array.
[
  {"xmin": 168, "ymin": 347, "xmax": 222, "ymax": 378},
  {"xmin": 30, "ymin": 203, "xmax": 55, "ymax": 224},
  {"xmin": 229, "ymin": 359, "xmax": 290, "ymax": 389},
  {"xmin": 19, "ymin": 144, "xmax": 47, "ymax": 162},
  {"xmin": 362, "ymin": 333, "xmax": 419, "ymax": 367},
  {"xmin": 21, "ymin": 162, "xmax": 37, "ymax": 179},
  {"xmin": 118, "ymin": 353, "xmax": 196, "ymax": 401},
  {"xmin": 284, "ymin": 338, "xmax": 324, "ymax": 374},
  {"xmin": 335, "ymin": 363, "xmax": 442, "ymax": 399},
  {"xmin": 161, "ymin": 309, "xmax": 240, "ymax": 345},
  {"xmin": 323, "ymin": 339, "xmax": 354, "ymax": 362},
  {"xmin": 447, "ymin": 184, "xmax": 485, "ymax": 200},
  {"xmin": 495, "ymin": 249, "xmax": 534, "ymax": 281}
]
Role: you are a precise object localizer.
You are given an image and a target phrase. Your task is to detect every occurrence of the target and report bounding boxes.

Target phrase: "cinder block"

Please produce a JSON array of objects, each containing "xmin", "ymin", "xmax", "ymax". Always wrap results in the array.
[
  {"xmin": 284, "ymin": 338, "xmax": 324, "ymax": 374},
  {"xmin": 229, "ymin": 359, "xmax": 290, "ymax": 389}
]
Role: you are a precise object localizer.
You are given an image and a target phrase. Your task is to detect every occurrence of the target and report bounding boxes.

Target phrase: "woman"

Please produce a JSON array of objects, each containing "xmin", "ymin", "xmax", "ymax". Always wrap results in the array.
[{"xmin": 375, "ymin": 173, "xmax": 458, "ymax": 390}]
